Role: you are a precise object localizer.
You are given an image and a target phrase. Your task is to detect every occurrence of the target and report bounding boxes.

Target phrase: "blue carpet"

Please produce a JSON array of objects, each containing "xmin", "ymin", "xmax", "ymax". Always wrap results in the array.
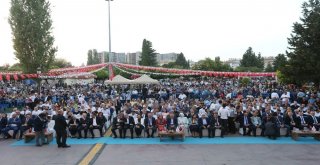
[{"xmin": 11, "ymin": 137, "xmax": 320, "ymax": 146}]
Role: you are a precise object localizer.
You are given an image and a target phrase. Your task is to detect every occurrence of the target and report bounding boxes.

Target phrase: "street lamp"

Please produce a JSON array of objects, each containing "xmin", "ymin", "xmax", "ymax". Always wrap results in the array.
[
  {"xmin": 37, "ymin": 67, "xmax": 41, "ymax": 94},
  {"xmin": 106, "ymin": 0, "xmax": 113, "ymax": 80}
]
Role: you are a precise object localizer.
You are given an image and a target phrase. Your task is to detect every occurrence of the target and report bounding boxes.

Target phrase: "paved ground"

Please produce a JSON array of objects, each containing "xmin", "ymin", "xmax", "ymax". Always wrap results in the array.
[
  {"xmin": 1, "ymin": 138, "xmax": 320, "ymax": 165},
  {"xmin": 95, "ymin": 144, "xmax": 320, "ymax": 165},
  {"xmin": 0, "ymin": 139, "xmax": 93, "ymax": 165}
]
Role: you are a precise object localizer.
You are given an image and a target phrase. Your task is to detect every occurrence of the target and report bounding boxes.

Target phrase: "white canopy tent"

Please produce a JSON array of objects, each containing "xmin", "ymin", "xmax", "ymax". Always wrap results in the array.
[
  {"xmin": 105, "ymin": 75, "xmax": 133, "ymax": 84},
  {"xmin": 131, "ymin": 74, "xmax": 159, "ymax": 85}
]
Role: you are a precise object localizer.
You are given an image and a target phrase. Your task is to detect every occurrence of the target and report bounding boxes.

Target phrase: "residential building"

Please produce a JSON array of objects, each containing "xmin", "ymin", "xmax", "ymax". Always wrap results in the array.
[
  {"xmin": 126, "ymin": 52, "xmax": 141, "ymax": 65},
  {"xmin": 109, "ymin": 52, "xmax": 126, "ymax": 63},
  {"xmin": 157, "ymin": 53, "xmax": 178, "ymax": 66},
  {"xmin": 224, "ymin": 58, "xmax": 241, "ymax": 69}
]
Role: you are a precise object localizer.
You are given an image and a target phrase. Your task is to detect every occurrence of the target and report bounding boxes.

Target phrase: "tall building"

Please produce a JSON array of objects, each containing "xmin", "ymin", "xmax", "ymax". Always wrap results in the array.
[
  {"xmin": 157, "ymin": 53, "xmax": 178, "ymax": 66},
  {"xmin": 126, "ymin": 52, "xmax": 141, "ymax": 65},
  {"xmin": 98, "ymin": 51, "xmax": 108, "ymax": 63},
  {"xmin": 109, "ymin": 52, "xmax": 126, "ymax": 63}
]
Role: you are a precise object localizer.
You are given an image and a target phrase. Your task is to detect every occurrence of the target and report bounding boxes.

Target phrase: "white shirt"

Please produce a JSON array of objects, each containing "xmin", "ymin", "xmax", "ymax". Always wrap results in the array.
[
  {"xmin": 218, "ymin": 107, "xmax": 230, "ymax": 119},
  {"xmin": 271, "ymin": 92, "xmax": 279, "ymax": 99},
  {"xmin": 93, "ymin": 118, "xmax": 97, "ymax": 126}
]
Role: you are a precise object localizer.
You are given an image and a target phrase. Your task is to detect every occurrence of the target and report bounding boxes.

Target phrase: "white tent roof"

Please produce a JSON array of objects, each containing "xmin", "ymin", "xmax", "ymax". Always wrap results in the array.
[
  {"xmin": 132, "ymin": 74, "xmax": 159, "ymax": 84},
  {"xmin": 105, "ymin": 75, "xmax": 132, "ymax": 84}
]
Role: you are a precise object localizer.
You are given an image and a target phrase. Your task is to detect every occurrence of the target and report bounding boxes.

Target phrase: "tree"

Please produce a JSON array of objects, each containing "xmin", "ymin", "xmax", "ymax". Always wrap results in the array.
[
  {"xmin": 265, "ymin": 63, "xmax": 274, "ymax": 72},
  {"xmin": 273, "ymin": 54, "xmax": 287, "ymax": 71},
  {"xmin": 8, "ymin": 63, "xmax": 22, "ymax": 71},
  {"xmin": 192, "ymin": 57, "xmax": 233, "ymax": 71},
  {"xmin": 94, "ymin": 69, "xmax": 108, "ymax": 80},
  {"xmin": 281, "ymin": 0, "xmax": 320, "ymax": 85},
  {"xmin": 9, "ymin": 0, "xmax": 57, "ymax": 73},
  {"xmin": 50, "ymin": 58, "xmax": 72, "ymax": 69},
  {"xmin": 239, "ymin": 47, "xmax": 264, "ymax": 69},
  {"xmin": 92, "ymin": 49, "xmax": 100, "ymax": 64},
  {"xmin": 175, "ymin": 53, "xmax": 189, "ymax": 69},
  {"xmin": 87, "ymin": 50, "xmax": 93, "ymax": 65},
  {"xmin": 139, "ymin": 39, "xmax": 158, "ymax": 66}
]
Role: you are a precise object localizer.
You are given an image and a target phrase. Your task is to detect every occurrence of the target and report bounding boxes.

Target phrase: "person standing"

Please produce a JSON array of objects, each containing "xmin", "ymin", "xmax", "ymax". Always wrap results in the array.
[
  {"xmin": 34, "ymin": 113, "xmax": 47, "ymax": 146},
  {"xmin": 218, "ymin": 103, "xmax": 229, "ymax": 138},
  {"xmin": 54, "ymin": 110, "xmax": 70, "ymax": 148}
]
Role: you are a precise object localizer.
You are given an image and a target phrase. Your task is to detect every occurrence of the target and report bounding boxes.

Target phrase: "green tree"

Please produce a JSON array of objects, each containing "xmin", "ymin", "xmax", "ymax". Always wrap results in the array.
[
  {"xmin": 240, "ymin": 47, "xmax": 264, "ymax": 69},
  {"xmin": 9, "ymin": 0, "xmax": 57, "ymax": 73},
  {"xmin": 94, "ymin": 69, "xmax": 108, "ymax": 80},
  {"xmin": 273, "ymin": 54, "xmax": 287, "ymax": 71},
  {"xmin": 50, "ymin": 58, "xmax": 72, "ymax": 69},
  {"xmin": 8, "ymin": 63, "xmax": 22, "ymax": 71},
  {"xmin": 282, "ymin": 0, "xmax": 320, "ymax": 85},
  {"xmin": 139, "ymin": 39, "xmax": 158, "ymax": 66},
  {"xmin": 175, "ymin": 53, "xmax": 189, "ymax": 69},
  {"xmin": 265, "ymin": 63, "xmax": 274, "ymax": 72},
  {"xmin": 92, "ymin": 49, "xmax": 100, "ymax": 64},
  {"xmin": 87, "ymin": 50, "xmax": 93, "ymax": 65},
  {"xmin": 192, "ymin": 57, "xmax": 232, "ymax": 71}
]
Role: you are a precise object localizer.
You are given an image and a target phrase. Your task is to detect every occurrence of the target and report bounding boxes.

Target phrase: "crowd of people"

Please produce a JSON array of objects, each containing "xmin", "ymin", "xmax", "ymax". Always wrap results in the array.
[{"xmin": 1, "ymin": 77, "xmax": 320, "ymax": 145}]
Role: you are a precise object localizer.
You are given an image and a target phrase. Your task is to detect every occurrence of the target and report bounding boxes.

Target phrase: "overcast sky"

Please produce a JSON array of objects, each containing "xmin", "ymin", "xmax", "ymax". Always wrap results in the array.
[{"xmin": 0, "ymin": 0, "xmax": 305, "ymax": 66}]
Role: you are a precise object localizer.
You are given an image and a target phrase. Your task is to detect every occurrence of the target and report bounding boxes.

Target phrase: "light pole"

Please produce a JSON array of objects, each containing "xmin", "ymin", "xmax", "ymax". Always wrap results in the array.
[
  {"xmin": 106, "ymin": 0, "xmax": 113, "ymax": 80},
  {"xmin": 36, "ymin": 67, "xmax": 41, "ymax": 94}
]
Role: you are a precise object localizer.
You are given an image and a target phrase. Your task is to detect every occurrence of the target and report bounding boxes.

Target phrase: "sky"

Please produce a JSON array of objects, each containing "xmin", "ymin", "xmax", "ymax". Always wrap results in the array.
[{"xmin": 0, "ymin": 0, "xmax": 305, "ymax": 66}]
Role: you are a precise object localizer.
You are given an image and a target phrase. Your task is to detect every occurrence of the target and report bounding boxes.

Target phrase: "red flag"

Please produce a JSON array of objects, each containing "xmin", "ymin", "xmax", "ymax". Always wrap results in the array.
[
  {"xmin": 0, "ymin": 74, "xmax": 2, "ymax": 81},
  {"xmin": 13, "ymin": 74, "xmax": 18, "ymax": 81},
  {"xmin": 20, "ymin": 74, "xmax": 26, "ymax": 80},
  {"xmin": 6, "ymin": 74, "xmax": 10, "ymax": 81}
]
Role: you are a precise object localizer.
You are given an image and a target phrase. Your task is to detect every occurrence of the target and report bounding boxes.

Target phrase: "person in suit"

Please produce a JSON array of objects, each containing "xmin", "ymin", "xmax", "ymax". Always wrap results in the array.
[
  {"xmin": 111, "ymin": 113, "xmax": 125, "ymax": 138},
  {"xmin": 307, "ymin": 110, "xmax": 320, "ymax": 131},
  {"xmin": 88, "ymin": 112, "xmax": 103, "ymax": 138},
  {"xmin": 264, "ymin": 112, "xmax": 278, "ymax": 140},
  {"xmin": 54, "ymin": 110, "xmax": 70, "ymax": 148},
  {"xmin": 294, "ymin": 111, "xmax": 308, "ymax": 130},
  {"xmin": 166, "ymin": 112, "xmax": 177, "ymax": 132},
  {"xmin": 33, "ymin": 112, "xmax": 48, "ymax": 146},
  {"xmin": 78, "ymin": 112, "xmax": 89, "ymax": 139},
  {"xmin": 19, "ymin": 113, "xmax": 33, "ymax": 140},
  {"xmin": 240, "ymin": 111, "xmax": 252, "ymax": 136},
  {"xmin": 250, "ymin": 111, "xmax": 262, "ymax": 136},
  {"xmin": 2, "ymin": 112, "xmax": 21, "ymax": 139},
  {"xmin": 134, "ymin": 114, "xmax": 145, "ymax": 138},
  {"xmin": 67, "ymin": 113, "xmax": 79, "ymax": 138},
  {"xmin": 284, "ymin": 111, "xmax": 296, "ymax": 136},
  {"xmin": 123, "ymin": 114, "xmax": 135, "ymax": 139},
  {"xmin": 198, "ymin": 113, "xmax": 210, "ymax": 138},
  {"xmin": 209, "ymin": 111, "xmax": 223, "ymax": 138},
  {"xmin": 144, "ymin": 112, "xmax": 156, "ymax": 138}
]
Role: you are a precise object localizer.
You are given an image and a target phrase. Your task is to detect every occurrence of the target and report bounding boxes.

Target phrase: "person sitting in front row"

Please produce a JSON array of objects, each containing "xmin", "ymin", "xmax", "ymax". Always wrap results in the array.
[
  {"xmin": 166, "ymin": 112, "xmax": 177, "ymax": 132},
  {"xmin": 2, "ymin": 112, "xmax": 21, "ymax": 139},
  {"xmin": 123, "ymin": 114, "xmax": 135, "ymax": 139},
  {"xmin": 144, "ymin": 112, "xmax": 156, "ymax": 138},
  {"xmin": 198, "ymin": 113, "xmax": 210, "ymax": 138},
  {"xmin": 156, "ymin": 114, "xmax": 167, "ymax": 132},
  {"xmin": 111, "ymin": 113, "xmax": 124, "ymax": 138},
  {"xmin": 240, "ymin": 111, "xmax": 252, "ymax": 136},
  {"xmin": 134, "ymin": 114, "xmax": 145, "ymax": 138}
]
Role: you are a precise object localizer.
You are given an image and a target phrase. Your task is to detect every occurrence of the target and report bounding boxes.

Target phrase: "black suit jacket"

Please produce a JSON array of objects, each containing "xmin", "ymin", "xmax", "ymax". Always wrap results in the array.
[
  {"xmin": 239, "ymin": 116, "xmax": 252, "ymax": 127},
  {"xmin": 209, "ymin": 116, "xmax": 223, "ymax": 128},
  {"xmin": 284, "ymin": 115, "xmax": 295, "ymax": 125},
  {"xmin": 54, "ymin": 114, "xmax": 67, "ymax": 131},
  {"xmin": 166, "ymin": 117, "xmax": 178, "ymax": 128},
  {"xmin": 198, "ymin": 117, "xmax": 210, "ymax": 127},
  {"xmin": 0, "ymin": 117, "xmax": 8, "ymax": 128},
  {"xmin": 124, "ymin": 116, "xmax": 135, "ymax": 125},
  {"xmin": 294, "ymin": 116, "xmax": 307, "ymax": 128},
  {"xmin": 307, "ymin": 115, "xmax": 319, "ymax": 127},
  {"xmin": 144, "ymin": 117, "xmax": 156, "ymax": 127},
  {"xmin": 79, "ymin": 117, "xmax": 90, "ymax": 127}
]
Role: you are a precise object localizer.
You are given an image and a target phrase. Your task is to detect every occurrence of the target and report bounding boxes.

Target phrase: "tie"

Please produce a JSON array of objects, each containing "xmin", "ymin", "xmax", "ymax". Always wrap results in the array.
[
  {"xmin": 313, "ymin": 116, "xmax": 318, "ymax": 124},
  {"xmin": 244, "ymin": 117, "xmax": 247, "ymax": 125},
  {"xmin": 301, "ymin": 116, "xmax": 305, "ymax": 124}
]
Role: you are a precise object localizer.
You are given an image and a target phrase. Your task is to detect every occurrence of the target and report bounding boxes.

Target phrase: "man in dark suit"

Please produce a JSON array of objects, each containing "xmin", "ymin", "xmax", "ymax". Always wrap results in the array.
[
  {"xmin": 294, "ymin": 111, "xmax": 308, "ymax": 130},
  {"xmin": 123, "ymin": 114, "xmax": 135, "ymax": 139},
  {"xmin": 198, "ymin": 114, "xmax": 210, "ymax": 138},
  {"xmin": 144, "ymin": 112, "xmax": 156, "ymax": 138},
  {"xmin": 240, "ymin": 111, "xmax": 252, "ymax": 136},
  {"xmin": 111, "ymin": 113, "xmax": 125, "ymax": 138},
  {"xmin": 307, "ymin": 110, "xmax": 320, "ymax": 131},
  {"xmin": 78, "ymin": 112, "xmax": 89, "ymax": 139},
  {"xmin": 284, "ymin": 111, "xmax": 296, "ymax": 136},
  {"xmin": 19, "ymin": 113, "xmax": 33, "ymax": 140},
  {"xmin": 166, "ymin": 112, "xmax": 178, "ymax": 132},
  {"xmin": 88, "ymin": 112, "xmax": 103, "ymax": 138},
  {"xmin": 33, "ymin": 113, "xmax": 47, "ymax": 146},
  {"xmin": 209, "ymin": 111, "xmax": 223, "ymax": 138},
  {"xmin": 54, "ymin": 110, "xmax": 70, "ymax": 148}
]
